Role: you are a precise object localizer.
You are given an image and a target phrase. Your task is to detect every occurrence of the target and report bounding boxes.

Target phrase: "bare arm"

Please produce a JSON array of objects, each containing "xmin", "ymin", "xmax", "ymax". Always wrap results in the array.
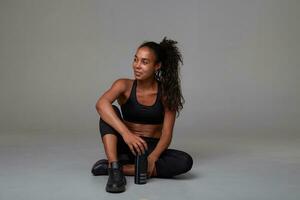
[
  {"xmin": 95, "ymin": 78, "xmax": 147, "ymax": 154},
  {"xmin": 95, "ymin": 78, "xmax": 131, "ymax": 137},
  {"xmin": 147, "ymin": 103, "xmax": 176, "ymax": 177},
  {"xmin": 150, "ymin": 104, "xmax": 176, "ymax": 159}
]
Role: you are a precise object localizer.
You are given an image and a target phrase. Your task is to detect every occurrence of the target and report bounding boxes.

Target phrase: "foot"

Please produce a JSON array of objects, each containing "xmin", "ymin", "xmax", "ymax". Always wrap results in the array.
[
  {"xmin": 106, "ymin": 161, "xmax": 126, "ymax": 193},
  {"xmin": 91, "ymin": 159, "xmax": 108, "ymax": 176},
  {"xmin": 91, "ymin": 156, "xmax": 131, "ymax": 176}
]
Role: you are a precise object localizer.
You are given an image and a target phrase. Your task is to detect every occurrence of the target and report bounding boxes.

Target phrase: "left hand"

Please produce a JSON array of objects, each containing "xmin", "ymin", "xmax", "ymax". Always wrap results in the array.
[{"xmin": 147, "ymin": 154, "xmax": 158, "ymax": 178}]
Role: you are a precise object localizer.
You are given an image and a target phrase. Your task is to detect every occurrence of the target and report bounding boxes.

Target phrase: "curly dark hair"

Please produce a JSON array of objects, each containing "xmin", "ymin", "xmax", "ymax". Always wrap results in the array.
[{"xmin": 138, "ymin": 36, "xmax": 185, "ymax": 118}]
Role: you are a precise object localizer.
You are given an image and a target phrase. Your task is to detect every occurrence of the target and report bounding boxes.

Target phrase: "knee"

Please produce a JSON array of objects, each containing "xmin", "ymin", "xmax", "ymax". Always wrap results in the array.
[
  {"xmin": 156, "ymin": 150, "xmax": 193, "ymax": 178},
  {"xmin": 98, "ymin": 105, "xmax": 122, "ymax": 136},
  {"xmin": 99, "ymin": 105, "xmax": 122, "ymax": 122},
  {"xmin": 180, "ymin": 152, "xmax": 193, "ymax": 173},
  {"xmin": 172, "ymin": 150, "xmax": 193, "ymax": 175}
]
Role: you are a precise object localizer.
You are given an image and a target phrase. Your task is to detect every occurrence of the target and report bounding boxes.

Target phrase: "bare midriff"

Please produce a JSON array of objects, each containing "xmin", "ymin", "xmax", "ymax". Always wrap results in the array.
[{"xmin": 123, "ymin": 120, "xmax": 162, "ymax": 139}]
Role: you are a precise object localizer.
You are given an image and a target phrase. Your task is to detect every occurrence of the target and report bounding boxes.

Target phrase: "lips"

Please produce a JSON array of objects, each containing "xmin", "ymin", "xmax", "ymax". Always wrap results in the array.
[{"xmin": 135, "ymin": 71, "xmax": 142, "ymax": 76}]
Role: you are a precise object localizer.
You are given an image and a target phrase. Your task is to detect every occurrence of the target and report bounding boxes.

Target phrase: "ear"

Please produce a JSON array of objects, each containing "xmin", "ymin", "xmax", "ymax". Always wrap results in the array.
[{"xmin": 155, "ymin": 62, "xmax": 161, "ymax": 71}]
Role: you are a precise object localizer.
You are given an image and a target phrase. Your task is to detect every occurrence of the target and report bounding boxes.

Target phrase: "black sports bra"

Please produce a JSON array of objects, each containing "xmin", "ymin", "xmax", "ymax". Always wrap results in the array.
[{"xmin": 120, "ymin": 79, "xmax": 164, "ymax": 124}]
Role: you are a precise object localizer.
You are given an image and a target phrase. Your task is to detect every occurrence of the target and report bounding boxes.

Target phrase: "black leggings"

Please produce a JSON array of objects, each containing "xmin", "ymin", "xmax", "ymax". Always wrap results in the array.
[{"xmin": 99, "ymin": 105, "xmax": 193, "ymax": 178}]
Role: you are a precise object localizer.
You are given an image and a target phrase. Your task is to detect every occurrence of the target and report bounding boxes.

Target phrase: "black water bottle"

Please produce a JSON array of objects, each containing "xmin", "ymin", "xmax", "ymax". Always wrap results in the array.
[{"xmin": 134, "ymin": 150, "xmax": 148, "ymax": 184}]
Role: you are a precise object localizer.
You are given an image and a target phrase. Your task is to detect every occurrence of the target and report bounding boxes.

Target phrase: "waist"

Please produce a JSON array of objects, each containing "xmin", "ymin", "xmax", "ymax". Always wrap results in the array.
[
  {"xmin": 123, "ymin": 120, "xmax": 162, "ymax": 139},
  {"xmin": 140, "ymin": 136, "xmax": 160, "ymax": 143}
]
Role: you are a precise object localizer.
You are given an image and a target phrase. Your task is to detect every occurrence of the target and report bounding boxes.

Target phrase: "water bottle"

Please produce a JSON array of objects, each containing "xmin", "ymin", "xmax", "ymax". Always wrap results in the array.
[{"xmin": 134, "ymin": 150, "xmax": 148, "ymax": 184}]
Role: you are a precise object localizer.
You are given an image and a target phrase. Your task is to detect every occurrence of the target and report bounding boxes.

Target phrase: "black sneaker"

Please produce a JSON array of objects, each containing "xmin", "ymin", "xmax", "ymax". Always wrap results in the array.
[
  {"xmin": 91, "ymin": 159, "xmax": 108, "ymax": 176},
  {"xmin": 106, "ymin": 161, "xmax": 126, "ymax": 193},
  {"xmin": 91, "ymin": 157, "xmax": 131, "ymax": 176}
]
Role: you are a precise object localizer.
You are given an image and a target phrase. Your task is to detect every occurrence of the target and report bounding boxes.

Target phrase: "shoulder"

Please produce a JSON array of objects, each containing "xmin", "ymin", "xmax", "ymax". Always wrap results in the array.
[
  {"xmin": 110, "ymin": 78, "xmax": 136, "ymax": 97},
  {"xmin": 96, "ymin": 78, "xmax": 132, "ymax": 106},
  {"xmin": 111, "ymin": 78, "xmax": 133, "ymax": 89},
  {"xmin": 111, "ymin": 78, "xmax": 135, "ymax": 105}
]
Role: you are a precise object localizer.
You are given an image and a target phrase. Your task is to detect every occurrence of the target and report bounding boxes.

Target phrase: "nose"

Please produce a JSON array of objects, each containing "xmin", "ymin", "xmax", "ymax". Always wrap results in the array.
[{"xmin": 134, "ymin": 61, "xmax": 141, "ymax": 69}]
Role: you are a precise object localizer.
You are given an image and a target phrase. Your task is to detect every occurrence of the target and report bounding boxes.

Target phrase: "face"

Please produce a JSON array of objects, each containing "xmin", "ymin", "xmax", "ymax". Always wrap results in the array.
[{"xmin": 132, "ymin": 47, "xmax": 161, "ymax": 80}]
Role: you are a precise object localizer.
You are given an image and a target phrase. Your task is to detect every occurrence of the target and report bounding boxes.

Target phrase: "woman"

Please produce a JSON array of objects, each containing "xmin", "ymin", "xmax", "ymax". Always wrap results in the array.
[{"xmin": 92, "ymin": 37, "xmax": 193, "ymax": 193}]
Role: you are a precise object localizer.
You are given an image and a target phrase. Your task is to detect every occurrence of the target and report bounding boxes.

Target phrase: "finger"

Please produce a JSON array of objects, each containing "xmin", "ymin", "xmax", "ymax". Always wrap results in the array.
[
  {"xmin": 148, "ymin": 167, "xmax": 153, "ymax": 178},
  {"xmin": 138, "ymin": 138, "xmax": 148, "ymax": 151},
  {"xmin": 147, "ymin": 164, "xmax": 152, "ymax": 176},
  {"xmin": 147, "ymin": 166, "xmax": 151, "ymax": 176},
  {"xmin": 140, "ymin": 141, "xmax": 148, "ymax": 154},
  {"xmin": 129, "ymin": 144, "xmax": 136, "ymax": 156},
  {"xmin": 136, "ymin": 141, "xmax": 145, "ymax": 154},
  {"xmin": 136, "ymin": 138, "xmax": 147, "ymax": 153},
  {"xmin": 133, "ymin": 143, "xmax": 142, "ymax": 155}
]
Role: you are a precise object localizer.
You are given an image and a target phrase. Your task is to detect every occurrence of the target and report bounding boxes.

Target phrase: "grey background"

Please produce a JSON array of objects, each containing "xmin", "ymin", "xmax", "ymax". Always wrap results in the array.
[{"xmin": 0, "ymin": 0, "xmax": 299, "ymax": 199}]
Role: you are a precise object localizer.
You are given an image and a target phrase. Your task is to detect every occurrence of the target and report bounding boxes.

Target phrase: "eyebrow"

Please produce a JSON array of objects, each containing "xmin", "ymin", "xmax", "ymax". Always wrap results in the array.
[{"xmin": 134, "ymin": 55, "xmax": 150, "ymax": 61}]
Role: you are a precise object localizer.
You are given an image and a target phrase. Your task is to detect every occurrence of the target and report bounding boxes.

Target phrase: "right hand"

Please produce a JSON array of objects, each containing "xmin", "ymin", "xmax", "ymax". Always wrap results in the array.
[{"xmin": 123, "ymin": 132, "xmax": 148, "ymax": 156}]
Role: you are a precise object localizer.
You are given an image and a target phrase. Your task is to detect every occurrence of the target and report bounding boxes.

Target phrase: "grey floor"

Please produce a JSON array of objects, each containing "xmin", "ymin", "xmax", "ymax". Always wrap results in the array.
[{"xmin": 1, "ymin": 130, "xmax": 299, "ymax": 200}]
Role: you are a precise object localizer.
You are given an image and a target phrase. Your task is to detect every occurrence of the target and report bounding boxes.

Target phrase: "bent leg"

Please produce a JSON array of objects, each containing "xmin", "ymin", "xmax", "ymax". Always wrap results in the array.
[
  {"xmin": 155, "ymin": 149, "xmax": 193, "ymax": 178},
  {"xmin": 102, "ymin": 134, "xmax": 118, "ymax": 165},
  {"xmin": 99, "ymin": 105, "xmax": 123, "ymax": 166},
  {"xmin": 93, "ymin": 105, "xmax": 133, "ymax": 171},
  {"xmin": 122, "ymin": 164, "xmax": 135, "ymax": 176}
]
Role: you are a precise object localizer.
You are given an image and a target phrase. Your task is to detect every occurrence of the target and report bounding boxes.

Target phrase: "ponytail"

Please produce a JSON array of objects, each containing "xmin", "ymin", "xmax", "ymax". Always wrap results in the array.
[{"xmin": 138, "ymin": 36, "xmax": 185, "ymax": 117}]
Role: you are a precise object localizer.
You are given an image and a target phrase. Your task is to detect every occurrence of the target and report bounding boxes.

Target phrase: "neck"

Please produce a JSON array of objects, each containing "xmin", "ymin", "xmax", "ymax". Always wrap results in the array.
[{"xmin": 136, "ymin": 77, "xmax": 157, "ymax": 90}]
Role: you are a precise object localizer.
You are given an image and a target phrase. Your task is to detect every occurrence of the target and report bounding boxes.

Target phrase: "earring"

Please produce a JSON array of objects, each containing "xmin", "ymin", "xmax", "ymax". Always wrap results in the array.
[{"xmin": 155, "ymin": 69, "xmax": 162, "ymax": 81}]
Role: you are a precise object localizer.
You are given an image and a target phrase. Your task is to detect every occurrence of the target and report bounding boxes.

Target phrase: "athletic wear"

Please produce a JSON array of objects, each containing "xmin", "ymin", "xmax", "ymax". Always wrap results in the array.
[
  {"xmin": 91, "ymin": 159, "xmax": 108, "ymax": 176},
  {"xmin": 120, "ymin": 79, "xmax": 164, "ymax": 124},
  {"xmin": 97, "ymin": 105, "xmax": 193, "ymax": 178},
  {"xmin": 106, "ymin": 161, "xmax": 126, "ymax": 193}
]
